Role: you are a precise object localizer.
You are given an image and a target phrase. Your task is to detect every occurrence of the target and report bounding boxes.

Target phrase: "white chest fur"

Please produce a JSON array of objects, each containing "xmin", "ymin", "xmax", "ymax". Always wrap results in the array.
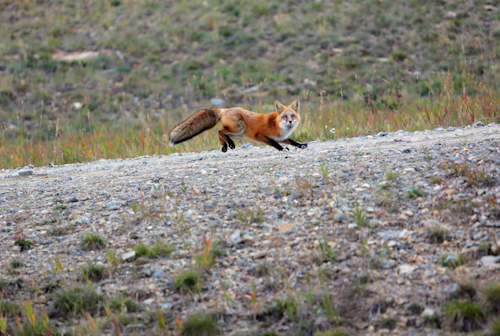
[{"xmin": 271, "ymin": 123, "xmax": 298, "ymax": 141}]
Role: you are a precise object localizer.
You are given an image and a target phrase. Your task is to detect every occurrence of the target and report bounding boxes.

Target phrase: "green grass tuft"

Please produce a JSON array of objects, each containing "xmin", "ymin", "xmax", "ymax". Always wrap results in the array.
[
  {"xmin": 443, "ymin": 299, "xmax": 485, "ymax": 332},
  {"xmin": 0, "ymin": 299, "xmax": 21, "ymax": 316},
  {"xmin": 407, "ymin": 186, "xmax": 424, "ymax": 199},
  {"xmin": 181, "ymin": 313, "xmax": 219, "ymax": 336},
  {"xmin": 173, "ymin": 269, "xmax": 203, "ymax": 293},
  {"xmin": 440, "ymin": 253, "xmax": 466, "ymax": 268},
  {"xmin": 132, "ymin": 241, "xmax": 174, "ymax": 259},
  {"xmin": 314, "ymin": 330, "xmax": 346, "ymax": 336},
  {"xmin": 10, "ymin": 259, "xmax": 23, "ymax": 269},
  {"xmin": 429, "ymin": 227, "xmax": 449, "ymax": 244},
  {"xmin": 352, "ymin": 204, "xmax": 370, "ymax": 228},
  {"xmin": 108, "ymin": 297, "xmax": 140, "ymax": 313},
  {"xmin": 51, "ymin": 287, "xmax": 104, "ymax": 317},
  {"xmin": 80, "ymin": 233, "xmax": 106, "ymax": 251},
  {"xmin": 483, "ymin": 283, "xmax": 500, "ymax": 314},
  {"xmin": 79, "ymin": 263, "xmax": 107, "ymax": 282},
  {"xmin": 485, "ymin": 318, "xmax": 500, "ymax": 336}
]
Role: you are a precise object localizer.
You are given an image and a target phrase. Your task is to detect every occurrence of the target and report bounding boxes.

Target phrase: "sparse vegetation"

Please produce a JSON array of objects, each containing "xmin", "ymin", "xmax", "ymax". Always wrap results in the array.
[
  {"xmin": 485, "ymin": 318, "xmax": 500, "ymax": 336},
  {"xmin": 181, "ymin": 313, "xmax": 219, "ymax": 336},
  {"xmin": 429, "ymin": 227, "xmax": 449, "ymax": 244},
  {"xmin": 408, "ymin": 302, "xmax": 422, "ymax": 315},
  {"xmin": 386, "ymin": 172, "xmax": 399, "ymax": 180},
  {"xmin": 80, "ymin": 263, "xmax": 107, "ymax": 282},
  {"xmin": 52, "ymin": 287, "xmax": 104, "ymax": 317},
  {"xmin": 407, "ymin": 186, "xmax": 424, "ymax": 199},
  {"xmin": 173, "ymin": 269, "xmax": 203, "ymax": 293},
  {"xmin": 483, "ymin": 283, "xmax": 500, "ymax": 314},
  {"xmin": 80, "ymin": 233, "xmax": 106, "ymax": 251},
  {"xmin": 0, "ymin": 299, "xmax": 21, "ymax": 316},
  {"xmin": 132, "ymin": 241, "xmax": 174, "ymax": 259},
  {"xmin": 443, "ymin": 299, "xmax": 485, "ymax": 332},
  {"xmin": 314, "ymin": 330, "xmax": 346, "ymax": 336},
  {"xmin": 107, "ymin": 297, "xmax": 140, "ymax": 313},
  {"xmin": 352, "ymin": 203, "xmax": 370, "ymax": 228},
  {"xmin": 236, "ymin": 207, "xmax": 263, "ymax": 224},
  {"xmin": 440, "ymin": 253, "xmax": 466, "ymax": 268},
  {"xmin": 10, "ymin": 259, "xmax": 23, "ymax": 269}
]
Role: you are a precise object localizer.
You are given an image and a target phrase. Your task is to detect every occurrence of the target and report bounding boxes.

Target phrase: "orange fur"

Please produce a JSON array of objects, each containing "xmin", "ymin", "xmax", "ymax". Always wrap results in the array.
[{"xmin": 169, "ymin": 100, "xmax": 307, "ymax": 152}]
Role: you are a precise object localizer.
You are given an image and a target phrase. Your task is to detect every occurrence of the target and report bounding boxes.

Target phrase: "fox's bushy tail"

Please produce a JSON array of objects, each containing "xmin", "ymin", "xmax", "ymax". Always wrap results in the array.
[{"xmin": 169, "ymin": 109, "xmax": 221, "ymax": 146}]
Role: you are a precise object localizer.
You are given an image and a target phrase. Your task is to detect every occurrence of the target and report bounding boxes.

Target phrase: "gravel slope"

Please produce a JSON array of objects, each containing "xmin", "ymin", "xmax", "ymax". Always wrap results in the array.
[{"xmin": 1, "ymin": 122, "xmax": 500, "ymax": 335}]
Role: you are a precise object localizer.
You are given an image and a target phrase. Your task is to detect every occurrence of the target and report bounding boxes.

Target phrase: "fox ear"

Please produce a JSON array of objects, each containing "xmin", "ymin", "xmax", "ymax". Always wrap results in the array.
[
  {"xmin": 274, "ymin": 100, "xmax": 285, "ymax": 113},
  {"xmin": 291, "ymin": 99, "xmax": 300, "ymax": 112}
]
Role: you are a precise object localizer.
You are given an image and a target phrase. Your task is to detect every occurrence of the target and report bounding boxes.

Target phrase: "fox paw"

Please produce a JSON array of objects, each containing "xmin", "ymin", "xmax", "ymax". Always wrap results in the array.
[
  {"xmin": 229, "ymin": 143, "xmax": 236, "ymax": 150},
  {"xmin": 300, "ymin": 143, "xmax": 307, "ymax": 149},
  {"xmin": 221, "ymin": 146, "xmax": 228, "ymax": 153}
]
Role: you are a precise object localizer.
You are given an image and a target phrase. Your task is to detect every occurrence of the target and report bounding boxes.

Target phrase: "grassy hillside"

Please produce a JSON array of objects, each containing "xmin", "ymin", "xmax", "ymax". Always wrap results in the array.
[{"xmin": 0, "ymin": 0, "xmax": 499, "ymax": 167}]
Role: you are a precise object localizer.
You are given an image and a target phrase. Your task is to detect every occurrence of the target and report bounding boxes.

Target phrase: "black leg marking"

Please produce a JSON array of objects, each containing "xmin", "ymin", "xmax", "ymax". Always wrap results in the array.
[
  {"xmin": 266, "ymin": 137, "xmax": 285, "ymax": 151},
  {"xmin": 288, "ymin": 138, "xmax": 308, "ymax": 149},
  {"xmin": 221, "ymin": 142, "xmax": 228, "ymax": 152},
  {"xmin": 225, "ymin": 135, "xmax": 236, "ymax": 149}
]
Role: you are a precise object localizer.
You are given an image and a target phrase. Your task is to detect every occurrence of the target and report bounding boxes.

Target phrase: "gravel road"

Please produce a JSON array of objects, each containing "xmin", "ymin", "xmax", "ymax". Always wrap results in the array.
[{"xmin": 1, "ymin": 122, "xmax": 499, "ymax": 335}]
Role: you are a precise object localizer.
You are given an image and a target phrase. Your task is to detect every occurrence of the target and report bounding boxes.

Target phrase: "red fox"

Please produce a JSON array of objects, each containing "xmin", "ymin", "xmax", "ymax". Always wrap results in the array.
[{"xmin": 169, "ymin": 100, "xmax": 307, "ymax": 152}]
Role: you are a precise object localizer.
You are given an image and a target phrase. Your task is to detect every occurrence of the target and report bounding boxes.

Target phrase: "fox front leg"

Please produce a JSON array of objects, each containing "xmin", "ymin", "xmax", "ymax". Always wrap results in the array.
[{"xmin": 281, "ymin": 138, "xmax": 307, "ymax": 149}]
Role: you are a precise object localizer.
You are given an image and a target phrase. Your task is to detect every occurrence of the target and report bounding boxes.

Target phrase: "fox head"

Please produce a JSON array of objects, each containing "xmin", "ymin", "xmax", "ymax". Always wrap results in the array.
[{"xmin": 275, "ymin": 99, "xmax": 300, "ymax": 130}]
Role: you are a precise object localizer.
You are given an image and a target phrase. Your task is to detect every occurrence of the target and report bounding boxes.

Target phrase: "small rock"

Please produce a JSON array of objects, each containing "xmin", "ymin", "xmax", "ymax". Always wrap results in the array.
[
  {"xmin": 152, "ymin": 268, "xmax": 164, "ymax": 278},
  {"xmin": 66, "ymin": 196, "xmax": 78, "ymax": 203},
  {"xmin": 333, "ymin": 210, "xmax": 344, "ymax": 222},
  {"xmin": 491, "ymin": 243, "xmax": 500, "ymax": 255},
  {"xmin": 303, "ymin": 78, "xmax": 317, "ymax": 87},
  {"xmin": 107, "ymin": 202, "xmax": 120, "ymax": 210},
  {"xmin": 421, "ymin": 308, "xmax": 437, "ymax": 318},
  {"xmin": 480, "ymin": 256, "xmax": 500, "ymax": 268},
  {"xmin": 403, "ymin": 210, "xmax": 414, "ymax": 217},
  {"xmin": 18, "ymin": 170, "xmax": 33, "ymax": 176},
  {"xmin": 278, "ymin": 223, "xmax": 294, "ymax": 233},
  {"xmin": 340, "ymin": 267, "xmax": 351, "ymax": 275},
  {"xmin": 53, "ymin": 51, "xmax": 100, "ymax": 62},
  {"xmin": 229, "ymin": 231, "xmax": 244, "ymax": 246},
  {"xmin": 415, "ymin": 255, "xmax": 425, "ymax": 264},
  {"xmin": 398, "ymin": 264, "xmax": 416, "ymax": 274},
  {"xmin": 210, "ymin": 98, "xmax": 226, "ymax": 107},
  {"xmin": 445, "ymin": 11, "xmax": 457, "ymax": 19},
  {"xmin": 377, "ymin": 131, "xmax": 389, "ymax": 137},
  {"xmin": 250, "ymin": 251, "xmax": 267, "ymax": 259},
  {"xmin": 445, "ymin": 283, "xmax": 459, "ymax": 297},
  {"xmin": 143, "ymin": 298, "xmax": 155, "ymax": 305},
  {"xmin": 403, "ymin": 148, "xmax": 411, "ymax": 153},
  {"xmin": 34, "ymin": 295, "xmax": 47, "ymax": 304},
  {"xmin": 121, "ymin": 251, "xmax": 136, "ymax": 261}
]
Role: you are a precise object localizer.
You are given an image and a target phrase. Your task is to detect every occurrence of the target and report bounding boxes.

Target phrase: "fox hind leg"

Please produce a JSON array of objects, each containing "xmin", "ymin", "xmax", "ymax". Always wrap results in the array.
[
  {"xmin": 217, "ymin": 131, "xmax": 228, "ymax": 152},
  {"xmin": 219, "ymin": 131, "xmax": 235, "ymax": 149},
  {"xmin": 218, "ymin": 130, "xmax": 235, "ymax": 152}
]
